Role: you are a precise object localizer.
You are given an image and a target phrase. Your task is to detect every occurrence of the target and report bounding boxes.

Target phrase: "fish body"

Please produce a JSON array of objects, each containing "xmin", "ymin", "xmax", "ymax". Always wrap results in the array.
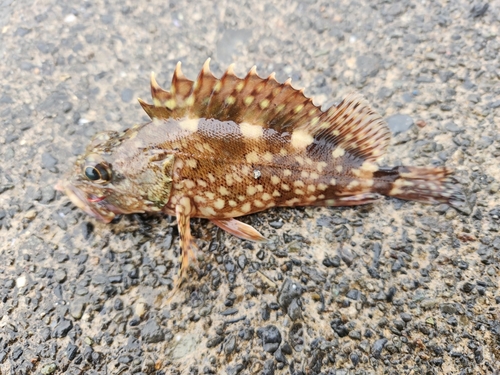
[{"xmin": 56, "ymin": 59, "xmax": 466, "ymax": 285}]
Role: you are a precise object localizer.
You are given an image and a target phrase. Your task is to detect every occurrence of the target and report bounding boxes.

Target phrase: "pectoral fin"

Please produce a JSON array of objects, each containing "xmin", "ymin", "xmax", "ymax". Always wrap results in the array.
[{"xmin": 211, "ymin": 218, "xmax": 268, "ymax": 242}]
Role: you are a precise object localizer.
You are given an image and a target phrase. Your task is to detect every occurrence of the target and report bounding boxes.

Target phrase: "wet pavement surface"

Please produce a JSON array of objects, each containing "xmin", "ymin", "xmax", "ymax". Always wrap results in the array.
[{"xmin": 0, "ymin": 0, "xmax": 499, "ymax": 374}]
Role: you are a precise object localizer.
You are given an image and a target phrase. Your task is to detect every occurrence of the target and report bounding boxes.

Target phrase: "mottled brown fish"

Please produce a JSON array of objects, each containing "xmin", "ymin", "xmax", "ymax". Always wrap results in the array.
[{"xmin": 56, "ymin": 59, "xmax": 466, "ymax": 286}]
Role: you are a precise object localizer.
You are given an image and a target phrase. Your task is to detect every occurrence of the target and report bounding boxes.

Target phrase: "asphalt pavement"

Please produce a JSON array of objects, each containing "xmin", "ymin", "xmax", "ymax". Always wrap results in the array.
[{"xmin": 0, "ymin": 0, "xmax": 499, "ymax": 374}]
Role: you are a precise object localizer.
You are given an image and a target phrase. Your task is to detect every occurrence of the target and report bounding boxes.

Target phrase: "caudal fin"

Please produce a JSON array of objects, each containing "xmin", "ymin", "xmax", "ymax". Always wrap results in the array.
[{"xmin": 375, "ymin": 166, "xmax": 468, "ymax": 212}]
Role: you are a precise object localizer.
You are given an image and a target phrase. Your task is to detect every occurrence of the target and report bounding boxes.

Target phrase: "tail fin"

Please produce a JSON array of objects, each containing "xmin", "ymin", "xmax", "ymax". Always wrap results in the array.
[{"xmin": 374, "ymin": 166, "xmax": 468, "ymax": 212}]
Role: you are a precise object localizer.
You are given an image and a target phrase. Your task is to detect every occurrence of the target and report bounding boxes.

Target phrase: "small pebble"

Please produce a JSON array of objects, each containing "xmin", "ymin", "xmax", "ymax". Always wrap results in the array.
[
  {"xmin": 40, "ymin": 363, "xmax": 57, "ymax": 374},
  {"xmin": 24, "ymin": 209, "xmax": 37, "ymax": 220},
  {"xmin": 16, "ymin": 274, "xmax": 27, "ymax": 288},
  {"xmin": 135, "ymin": 301, "xmax": 148, "ymax": 318}
]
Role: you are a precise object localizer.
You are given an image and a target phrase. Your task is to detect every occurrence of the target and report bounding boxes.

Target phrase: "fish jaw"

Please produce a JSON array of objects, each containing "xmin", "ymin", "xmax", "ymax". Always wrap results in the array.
[{"xmin": 55, "ymin": 180, "xmax": 116, "ymax": 223}]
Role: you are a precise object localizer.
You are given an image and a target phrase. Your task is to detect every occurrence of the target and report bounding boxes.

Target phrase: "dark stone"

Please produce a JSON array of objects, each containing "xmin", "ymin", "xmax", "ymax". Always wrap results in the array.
[
  {"xmin": 377, "ymin": 87, "xmax": 394, "ymax": 99},
  {"xmin": 238, "ymin": 327, "xmax": 254, "ymax": 341},
  {"xmin": 402, "ymin": 92, "xmax": 413, "ymax": 103},
  {"xmin": 392, "ymin": 259, "xmax": 403, "ymax": 272},
  {"xmin": 118, "ymin": 355, "xmax": 133, "ymax": 364},
  {"xmin": 114, "ymin": 298, "xmax": 124, "ymax": 311},
  {"xmin": 224, "ymin": 335, "xmax": 236, "ymax": 355},
  {"xmin": 256, "ymin": 250, "xmax": 265, "ymax": 260},
  {"xmin": 92, "ymin": 274, "xmax": 108, "ymax": 285},
  {"xmin": 356, "ymin": 54, "xmax": 380, "ymax": 77},
  {"xmin": 323, "ymin": 255, "xmax": 341, "ymax": 268},
  {"xmin": 386, "ymin": 114, "xmax": 414, "ymax": 135},
  {"xmin": 128, "ymin": 267, "xmax": 139, "ymax": 279},
  {"xmin": 40, "ymin": 327, "xmax": 51, "ymax": 341},
  {"xmin": 66, "ymin": 343, "xmax": 78, "ymax": 360},
  {"xmin": 15, "ymin": 27, "xmax": 32, "ymax": 37},
  {"xmin": 274, "ymin": 347, "xmax": 287, "ymax": 363},
  {"xmin": 268, "ymin": 302, "xmax": 280, "ymax": 310},
  {"xmin": 237, "ymin": 254, "xmax": 247, "ymax": 270},
  {"xmin": 393, "ymin": 319, "xmax": 405, "ymax": 331},
  {"xmin": 471, "ymin": 4, "xmax": 488, "ymax": 17},
  {"xmin": 25, "ymin": 186, "xmax": 42, "ymax": 201},
  {"xmin": 440, "ymin": 302, "xmax": 459, "ymax": 314},
  {"xmin": 120, "ymin": 88, "xmax": 134, "ymax": 103},
  {"xmin": 269, "ymin": 221, "xmax": 283, "ymax": 229},
  {"xmin": 346, "ymin": 289, "xmax": 360, "ymax": 300},
  {"xmin": 301, "ymin": 266, "xmax": 326, "ymax": 283},
  {"xmin": 445, "ymin": 122, "xmax": 462, "ymax": 132},
  {"xmin": 330, "ymin": 318, "xmax": 349, "ymax": 337},
  {"xmin": 141, "ymin": 319, "xmax": 164, "ymax": 343},
  {"xmin": 100, "ymin": 14, "xmax": 114, "ymax": 24},
  {"xmin": 287, "ymin": 299, "xmax": 302, "ymax": 321},
  {"xmin": 53, "ymin": 318, "xmax": 73, "ymax": 338},
  {"xmin": 221, "ymin": 308, "xmax": 238, "ymax": 316},
  {"xmin": 72, "ymin": 43, "xmax": 83, "ymax": 52},
  {"xmin": 416, "ymin": 75, "xmax": 434, "ymax": 83},
  {"xmin": 36, "ymin": 42, "xmax": 56, "ymax": 54},
  {"xmin": 400, "ymin": 313, "xmax": 412, "ymax": 322},
  {"xmin": 83, "ymin": 346, "xmax": 103, "ymax": 364},
  {"xmin": 12, "ymin": 346, "xmax": 23, "ymax": 361},
  {"xmin": 477, "ymin": 136, "xmax": 493, "ymax": 150},
  {"xmin": 350, "ymin": 351, "xmax": 360, "ymax": 366},
  {"xmin": 307, "ymin": 347, "xmax": 325, "ymax": 373},
  {"xmin": 440, "ymin": 103, "xmax": 454, "ymax": 111},
  {"xmin": 41, "ymin": 152, "xmax": 58, "ymax": 169},
  {"xmin": 281, "ymin": 342, "xmax": 293, "ymax": 356},
  {"xmin": 372, "ymin": 338, "xmax": 388, "ymax": 359},
  {"xmin": 386, "ymin": 286, "xmax": 397, "ymax": 302},
  {"xmin": 439, "ymin": 70, "xmax": 454, "ymax": 82},
  {"xmin": 489, "ymin": 100, "xmax": 500, "ymax": 109},
  {"xmin": 81, "ymin": 222, "xmax": 94, "ymax": 240},
  {"xmin": 262, "ymin": 359, "xmax": 275, "ymax": 375},
  {"xmin": 278, "ymin": 278, "xmax": 303, "ymax": 319},
  {"xmin": 257, "ymin": 325, "xmax": 282, "ymax": 353},
  {"xmin": 62, "ymin": 102, "xmax": 73, "ymax": 113},
  {"xmin": 0, "ymin": 95, "xmax": 13, "ymax": 104}
]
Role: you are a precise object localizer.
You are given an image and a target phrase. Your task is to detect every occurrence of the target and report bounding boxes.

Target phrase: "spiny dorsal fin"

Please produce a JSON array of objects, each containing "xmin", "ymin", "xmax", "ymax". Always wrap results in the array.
[
  {"xmin": 304, "ymin": 93, "xmax": 391, "ymax": 162},
  {"xmin": 138, "ymin": 72, "xmax": 173, "ymax": 119},
  {"xmin": 161, "ymin": 62, "xmax": 195, "ymax": 119},
  {"xmin": 138, "ymin": 59, "xmax": 324, "ymax": 133}
]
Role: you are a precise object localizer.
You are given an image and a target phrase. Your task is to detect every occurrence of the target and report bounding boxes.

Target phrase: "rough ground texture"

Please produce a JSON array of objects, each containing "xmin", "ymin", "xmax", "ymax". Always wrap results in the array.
[{"xmin": 0, "ymin": 0, "xmax": 499, "ymax": 374}]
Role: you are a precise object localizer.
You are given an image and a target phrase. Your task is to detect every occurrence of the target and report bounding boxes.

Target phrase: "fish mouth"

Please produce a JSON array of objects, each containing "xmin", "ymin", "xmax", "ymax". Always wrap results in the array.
[{"xmin": 55, "ymin": 181, "xmax": 116, "ymax": 223}]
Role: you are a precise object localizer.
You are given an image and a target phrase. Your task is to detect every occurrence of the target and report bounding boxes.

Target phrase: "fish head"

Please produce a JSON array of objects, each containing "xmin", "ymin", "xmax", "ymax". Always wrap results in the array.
[{"xmin": 56, "ymin": 129, "xmax": 174, "ymax": 223}]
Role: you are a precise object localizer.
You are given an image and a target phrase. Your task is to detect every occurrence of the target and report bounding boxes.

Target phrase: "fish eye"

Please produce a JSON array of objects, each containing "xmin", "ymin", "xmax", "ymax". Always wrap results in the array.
[{"xmin": 84, "ymin": 163, "xmax": 111, "ymax": 183}]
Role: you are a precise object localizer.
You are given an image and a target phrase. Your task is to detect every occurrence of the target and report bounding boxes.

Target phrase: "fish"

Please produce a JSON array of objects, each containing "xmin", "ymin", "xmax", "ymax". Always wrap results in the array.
[{"xmin": 55, "ymin": 59, "xmax": 467, "ymax": 287}]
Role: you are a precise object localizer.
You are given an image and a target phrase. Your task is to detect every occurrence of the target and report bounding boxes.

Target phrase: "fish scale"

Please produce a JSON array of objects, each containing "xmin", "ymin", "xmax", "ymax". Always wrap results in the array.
[{"xmin": 56, "ymin": 59, "xmax": 467, "ymax": 291}]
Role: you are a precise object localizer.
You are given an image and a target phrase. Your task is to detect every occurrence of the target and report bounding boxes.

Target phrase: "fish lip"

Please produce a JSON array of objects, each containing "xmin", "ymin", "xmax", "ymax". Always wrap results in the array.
[
  {"xmin": 55, "ymin": 180, "xmax": 115, "ymax": 223},
  {"xmin": 87, "ymin": 194, "xmax": 107, "ymax": 203}
]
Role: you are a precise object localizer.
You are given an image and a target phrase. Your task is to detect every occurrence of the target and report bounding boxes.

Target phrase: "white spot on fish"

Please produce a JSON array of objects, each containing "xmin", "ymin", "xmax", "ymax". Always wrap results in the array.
[
  {"xmin": 245, "ymin": 151, "xmax": 259, "ymax": 164},
  {"xmin": 332, "ymin": 147, "xmax": 345, "ymax": 158},
  {"xmin": 179, "ymin": 118, "xmax": 199, "ymax": 132},
  {"xmin": 214, "ymin": 198, "xmax": 225, "ymax": 210},
  {"xmin": 291, "ymin": 129, "xmax": 314, "ymax": 149},
  {"xmin": 240, "ymin": 122, "xmax": 264, "ymax": 138}
]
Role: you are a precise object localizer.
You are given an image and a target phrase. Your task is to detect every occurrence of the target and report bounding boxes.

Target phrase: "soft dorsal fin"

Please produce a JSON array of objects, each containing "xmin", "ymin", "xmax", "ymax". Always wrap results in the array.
[{"xmin": 304, "ymin": 93, "xmax": 391, "ymax": 162}]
